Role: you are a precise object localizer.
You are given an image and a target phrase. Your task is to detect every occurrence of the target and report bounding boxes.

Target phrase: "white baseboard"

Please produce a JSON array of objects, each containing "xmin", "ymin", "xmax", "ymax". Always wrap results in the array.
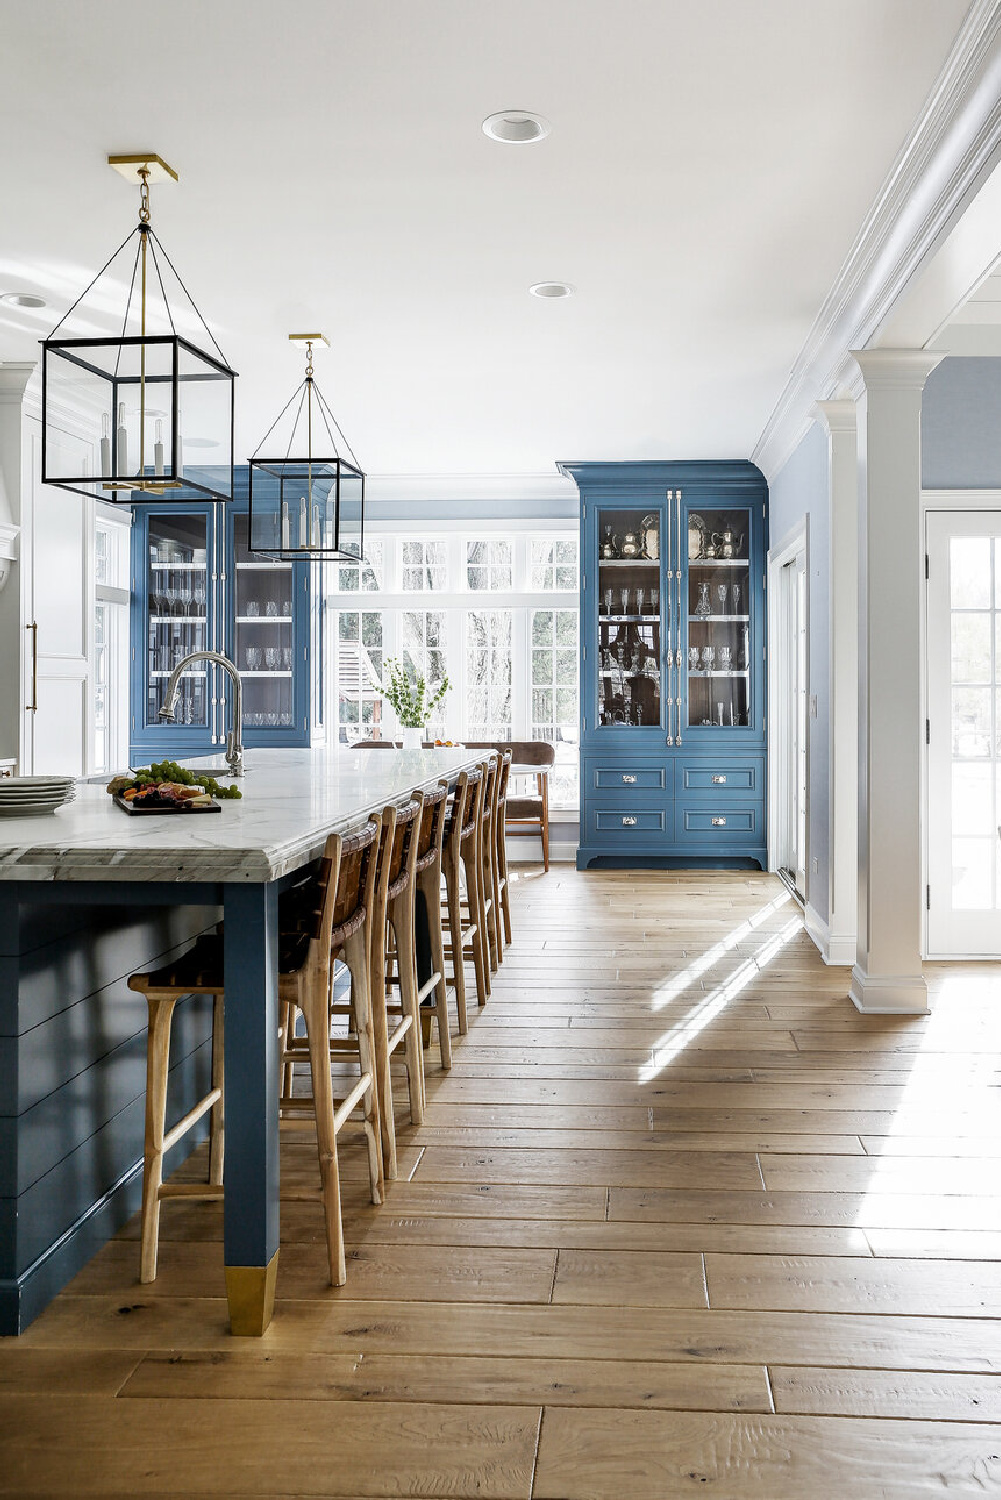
[
  {"xmin": 506, "ymin": 836, "xmax": 576, "ymax": 864},
  {"xmin": 804, "ymin": 903, "xmax": 856, "ymax": 967}
]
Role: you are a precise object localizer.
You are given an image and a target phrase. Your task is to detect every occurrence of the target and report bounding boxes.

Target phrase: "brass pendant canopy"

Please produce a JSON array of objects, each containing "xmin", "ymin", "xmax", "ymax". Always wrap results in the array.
[
  {"xmin": 247, "ymin": 335, "xmax": 365, "ymax": 562},
  {"xmin": 41, "ymin": 154, "xmax": 236, "ymax": 504}
]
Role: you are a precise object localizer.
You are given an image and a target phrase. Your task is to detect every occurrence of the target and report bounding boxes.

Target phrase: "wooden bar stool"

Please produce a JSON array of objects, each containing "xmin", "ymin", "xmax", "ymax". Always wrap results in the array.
[
  {"xmin": 441, "ymin": 767, "xmax": 489, "ymax": 1020},
  {"xmin": 128, "ymin": 939, "xmax": 225, "ymax": 1284},
  {"xmin": 494, "ymin": 750, "xmax": 513, "ymax": 948},
  {"xmin": 366, "ymin": 797, "xmax": 425, "ymax": 1179},
  {"xmin": 277, "ymin": 822, "xmax": 384, "ymax": 1284},
  {"xmin": 412, "ymin": 782, "xmax": 452, "ymax": 1068}
]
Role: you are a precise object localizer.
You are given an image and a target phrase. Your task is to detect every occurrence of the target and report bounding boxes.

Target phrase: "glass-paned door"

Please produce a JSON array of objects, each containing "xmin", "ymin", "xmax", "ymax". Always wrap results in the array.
[
  {"xmin": 927, "ymin": 512, "xmax": 1001, "ymax": 955},
  {"xmin": 686, "ymin": 505, "xmax": 752, "ymax": 730},
  {"xmin": 145, "ymin": 512, "xmax": 210, "ymax": 729},
  {"xmin": 595, "ymin": 507, "xmax": 661, "ymax": 729},
  {"xmin": 233, "ymin": 513, "xmax": 295, "ymax": 730}
]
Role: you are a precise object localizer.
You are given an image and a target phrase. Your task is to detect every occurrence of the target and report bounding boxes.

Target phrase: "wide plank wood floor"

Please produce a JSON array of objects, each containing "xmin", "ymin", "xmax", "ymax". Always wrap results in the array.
[{"xmin": 2, "ymin": 866, "xmax": 1001, "ymax": 1497}]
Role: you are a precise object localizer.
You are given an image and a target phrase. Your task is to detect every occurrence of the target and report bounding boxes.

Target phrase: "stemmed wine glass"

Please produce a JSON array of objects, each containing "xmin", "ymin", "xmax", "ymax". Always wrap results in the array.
[{"xmin": 717, "ymin": 584, "xmax": 728, "ymax": 615}]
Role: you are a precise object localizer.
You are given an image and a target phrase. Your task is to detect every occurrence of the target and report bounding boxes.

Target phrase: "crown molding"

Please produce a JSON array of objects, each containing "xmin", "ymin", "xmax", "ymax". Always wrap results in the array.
[
  {"xmin": 850, "ymin": 348, "xmax": 944, "ymax": 390},
  {"xmin": 0, "ymin": 362, "xmax": 37, "ymax": 406},
  {"xmin": 753, "ymin": 0, "xmax": 1001, "ymax": 483}
]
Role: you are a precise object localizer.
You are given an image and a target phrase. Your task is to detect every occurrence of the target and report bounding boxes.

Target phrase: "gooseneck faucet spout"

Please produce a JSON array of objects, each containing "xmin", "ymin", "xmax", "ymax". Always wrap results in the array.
[{"xmin": 158, "ymin": 650, "xmax": 244, "ymax": 777}]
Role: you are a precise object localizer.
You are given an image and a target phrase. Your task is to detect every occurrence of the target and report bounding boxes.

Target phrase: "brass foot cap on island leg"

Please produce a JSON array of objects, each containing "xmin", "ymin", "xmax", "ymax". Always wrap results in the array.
[{"xmin": 225, "ymin": 1250, "xmax": 279, "ymax": 1336}]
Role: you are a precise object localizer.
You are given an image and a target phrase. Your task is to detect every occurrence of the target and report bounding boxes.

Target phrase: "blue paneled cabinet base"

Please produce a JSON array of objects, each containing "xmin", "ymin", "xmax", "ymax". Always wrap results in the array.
[{"xmin": 561, "ymin": 461, "xmax": 768, "ymax": 869}]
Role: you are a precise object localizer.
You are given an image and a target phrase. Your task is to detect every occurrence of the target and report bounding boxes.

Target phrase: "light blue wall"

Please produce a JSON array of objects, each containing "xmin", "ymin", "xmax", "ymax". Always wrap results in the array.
[
  {"xmin": 768, "ymin": 421, "xmax": 831, "ymax": 922},
  {"xmin": 365, "ymin": 495, "xmax": 580, "ymax": 524},
  {"xmin": 923, "ymin": 357, "xmax": 1001, "ymax": 488}
]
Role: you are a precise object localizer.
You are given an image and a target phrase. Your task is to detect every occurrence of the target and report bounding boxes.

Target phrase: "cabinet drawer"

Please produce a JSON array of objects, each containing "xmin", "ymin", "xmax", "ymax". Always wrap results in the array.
[
  {"xmin": 679, "ymin": 805, "xmax": 759, "ymax": 840},
  {"xmin": 678, "ymin": 762, "xmax": 761, "ymax": 795},
  {"xmin": 593, "ymin": 766, "xmax": 667, "ymax": 792},
  {"xmin": 594, "ymin": 808, "xmax": 668, "ymax": 835}
]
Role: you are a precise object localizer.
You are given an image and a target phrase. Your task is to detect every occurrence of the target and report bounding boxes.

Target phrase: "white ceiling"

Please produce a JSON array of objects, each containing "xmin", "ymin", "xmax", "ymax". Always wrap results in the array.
[{"xmin": 0, "ymin": 0, "xmax": 972, "ymax": 481}]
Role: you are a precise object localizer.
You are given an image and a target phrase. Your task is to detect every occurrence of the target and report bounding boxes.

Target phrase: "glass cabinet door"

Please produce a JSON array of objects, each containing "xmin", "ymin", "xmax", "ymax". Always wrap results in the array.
[
  {"xmin": 596, "ymin": 507, "xmax": 662, "ymax": 729},
  {"xmin": 685, "ymin": 506, "xmax": 751, "ymax": 730},
  {"xmin": 145, "ymin": 512, "xmax": 210, "ymax": 729},
  {"xmin": 232, "ymin": 513, "xmax": 295, "ymax": 730}
]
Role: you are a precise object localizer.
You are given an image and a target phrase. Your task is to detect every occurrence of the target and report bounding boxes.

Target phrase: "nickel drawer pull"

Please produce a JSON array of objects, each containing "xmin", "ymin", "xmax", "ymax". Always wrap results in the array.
[
  {"xmin": 712, "ymin": 773, "xmax": 727, "ymax": 785},
  {"xmin": 26, "ymin": 622, "xmax": 38, "ymax": 712},
  {"xmin": 622, "ymin": 815, "xmax": 637, "ymax": 827},
  {"xmin": 711, "ymin": 816, "xmax": 726, "ymax": 827},
  {"xmin": 622, "ymin": 774, "xmax": 637, "ymax": 784}
]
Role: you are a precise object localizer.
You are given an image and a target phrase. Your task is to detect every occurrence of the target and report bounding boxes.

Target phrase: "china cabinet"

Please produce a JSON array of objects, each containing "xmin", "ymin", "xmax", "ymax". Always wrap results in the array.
[
  {"xmin": 560, "ymin": 460, "xmax": 767, "ymax": 868},
  {"xmin": 129, "ymin": 470, "xmax": 322, "ymax": 763}
]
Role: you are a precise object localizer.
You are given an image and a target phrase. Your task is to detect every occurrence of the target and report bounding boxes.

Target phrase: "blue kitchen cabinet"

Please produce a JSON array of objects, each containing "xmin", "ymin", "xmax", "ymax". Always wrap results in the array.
[
  {"xmin": 129, "ymin": 470, "xmax": 322, "ymax": 764},
  {"xmin": 560, "ymin": 461, "xmax": 768, "ymax": 869}
]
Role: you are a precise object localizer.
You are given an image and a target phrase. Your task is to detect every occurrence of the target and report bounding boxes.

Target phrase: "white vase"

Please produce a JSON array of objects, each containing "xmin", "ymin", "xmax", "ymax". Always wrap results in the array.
[{"xmin": 401, "ymin": 727, "xmax": 425, "ymax": 750}]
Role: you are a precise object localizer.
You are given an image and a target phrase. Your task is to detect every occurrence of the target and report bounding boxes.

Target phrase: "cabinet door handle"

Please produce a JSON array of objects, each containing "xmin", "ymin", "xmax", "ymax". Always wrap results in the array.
[
  {"xmin": 622, "ymin": 774, "xmax": 637, "ymax": 784},
  {"xmin": 622, "ymin": 815, "xmax": 637, "ymax": 826},
  {"xmin": 711, "ymin": 815, "xmax": 726, "ymax": 827},
  {"xmin": 712, "ymin": 773, "xmax": 727, "ymax": 785},
  {"xmin": 26, "ymin": 622, "xmax": 38, "ymax": 712}
]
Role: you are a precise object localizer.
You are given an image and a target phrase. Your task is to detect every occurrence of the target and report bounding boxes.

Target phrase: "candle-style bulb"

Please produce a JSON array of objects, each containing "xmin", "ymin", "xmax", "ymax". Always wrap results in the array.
[
  {"xmin": 154, "ymin": 419, "xmax": 164, "ymax": 477},
  {"xmin": 100, "ymin": 412, "xmax": 111, "ymax": 478},
  {"xmin": 299, "ymin": 496, "xmax": 307, "ymax": 550},
  {"xmin": 280, "ymin": 500, "xmax": 290, "ymax": 551},
  {"xmin": 116, "ymin": 401, "xmax": 128, "ymax": 476},
  {"xmin": 312, "ymin": 503, "xmax": 320, "ymax": 550}
]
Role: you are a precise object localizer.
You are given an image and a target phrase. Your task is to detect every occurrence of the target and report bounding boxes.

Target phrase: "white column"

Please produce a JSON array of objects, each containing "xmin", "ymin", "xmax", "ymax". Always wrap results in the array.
[
  {"xmin": 850, "ymin": 350, "xmax": 941, "ymax": 1013},
  {"xmin": 0, "ymin": 364, "xmax": 36, "ymax": 766},
  {"xmin": 814, "ymin": 400, "xmax": 858, "ymax": 965}
]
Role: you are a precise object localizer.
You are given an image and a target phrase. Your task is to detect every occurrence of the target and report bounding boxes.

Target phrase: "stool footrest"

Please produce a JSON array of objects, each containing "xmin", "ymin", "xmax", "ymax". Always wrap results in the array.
[
  {"xmin": 162, "ymin": 1087, "xmax": 222, "ymax": 1156},
  {"xmin": 159, "ymin": 1183, "xmax": 225, "ymax": 1202}
]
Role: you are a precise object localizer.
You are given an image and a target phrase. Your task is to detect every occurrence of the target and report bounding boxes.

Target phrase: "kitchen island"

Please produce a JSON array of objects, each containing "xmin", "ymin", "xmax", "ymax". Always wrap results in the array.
[{"xmin": 0, "ymin": 746, "xmax": 479, "ymax": 1336}]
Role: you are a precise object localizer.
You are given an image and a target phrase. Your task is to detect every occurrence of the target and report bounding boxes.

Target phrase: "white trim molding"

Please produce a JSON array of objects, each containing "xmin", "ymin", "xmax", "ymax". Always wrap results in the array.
[{"xmin": 753, "ymin": 0, "xmax": 1001, "ymax": 482}]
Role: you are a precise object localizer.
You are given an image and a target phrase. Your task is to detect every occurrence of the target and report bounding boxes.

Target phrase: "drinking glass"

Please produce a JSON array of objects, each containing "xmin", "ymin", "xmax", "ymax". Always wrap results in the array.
[
  {"xmin": 194, "ymin": 579, "xmax": 206, "ymax": 612},
  {"xmin": 266, "ymin": 599, "xmax": 278, "ymax": 618},
  {"xmin": 717, "ymin": 584, "xmax": 728, "ymax": 614},
  {"xmin": 603, "ymin": 588, "xmax": 613, "ymax": 615},
  {"xmin": 282, "ymin": 598, "xmax": 291, "ymax": 616},
  {"xmin": 701, "ymin": 645, "xmax": 715, "ymax": 672},
  {"xmin": 731, "ymin": 583, "xmax": 741, "ymax": 613},
  {"xmin": 718, "ymin": 645, "xmax": 732, "ymax": 671},
  {"xmin": 246, "ymin": 646, "xmax": 260, "ymax": 670},
  {"xmin": 282, "ymin": 646, "xmax": 292, "ymax": 669},
  {"xmin": 246, "ymin": 600, "xmax": 260, "ymax": 618},
  {"xmin": 619, "ymin": 588, "xmax": 630, "ymax": 616},
  {"xmin": 265, "ymin": 647, "xmax": 279, "ymax": 669},
  {"xmin": 688, "ymin": 646, "xmax": 700, "ymax": 671}
]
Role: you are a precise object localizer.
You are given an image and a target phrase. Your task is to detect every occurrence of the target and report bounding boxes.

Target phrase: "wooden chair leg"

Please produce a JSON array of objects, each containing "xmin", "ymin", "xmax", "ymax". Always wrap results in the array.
[
  {"xmin": 463, "ymin": 844, "xmax": 490, "ymax": 1004},
  {"xmin": 209, "ymin": 992, "xmax": 225, "ymax": 1187},
  {"xmin": 343, "ymin": 927, "xmax": 384, "ymax": 1206},
  {"xmin": 420, "ymin": 868, "xmax": 452, "ymax": 1070},
  {"xmin": 497, "ymin": 833, "xmax": 513, "ymax": 946},
  {"xmin": 369, "ymin": 916, "xmax": 398, "ymax": 1181},
  {"xmin": 392, "ymin": 899, "xmax": 425, "ymax": 1125},
  {"xmin": 140, "ymin": 994, "xmax": 176, "ymax": 1285},
  {"xmin": 299, "ymin": 979, "xmax": 346, "ymax": 1286},
  {"xmin": 444, "ymin": 866, "xmax": 469, "ymax": 1034}
]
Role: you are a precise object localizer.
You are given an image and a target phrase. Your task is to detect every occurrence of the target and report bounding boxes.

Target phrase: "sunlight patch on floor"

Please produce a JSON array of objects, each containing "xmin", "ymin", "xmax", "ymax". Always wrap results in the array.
[
  {"xmin": 639, "ymin": 914, "xmax": 802, "ymax": 1084},
  {"xmin": 649, "ymin": 891, "xmax": 792, "ymax": 1013}
]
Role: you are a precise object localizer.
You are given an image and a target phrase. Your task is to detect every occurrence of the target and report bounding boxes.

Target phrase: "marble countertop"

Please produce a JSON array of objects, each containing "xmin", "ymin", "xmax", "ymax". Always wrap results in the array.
[{"xmin": 0, "ymin": 747, "xmax": 482, "ymax": 884}]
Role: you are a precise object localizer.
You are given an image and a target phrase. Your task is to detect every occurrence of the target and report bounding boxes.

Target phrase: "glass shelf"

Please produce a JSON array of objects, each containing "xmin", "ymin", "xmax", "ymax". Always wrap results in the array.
[
  {"xmin": 689, "ymin": 558, "xmax": 748, "ymax": 569},
  {"xmin": 689, "ymin": 614, "xmax": 749, "ymax": 624}
]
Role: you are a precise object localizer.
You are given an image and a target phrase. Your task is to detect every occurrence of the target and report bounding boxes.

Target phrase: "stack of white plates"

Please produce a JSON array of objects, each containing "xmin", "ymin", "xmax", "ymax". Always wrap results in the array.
[{"xmin": 0, "ymin": 776, "xmax": 76, "ymax": 817}]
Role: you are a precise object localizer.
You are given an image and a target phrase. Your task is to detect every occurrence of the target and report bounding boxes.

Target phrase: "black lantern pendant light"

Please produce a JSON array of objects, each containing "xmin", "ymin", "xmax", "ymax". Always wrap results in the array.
[
  {"xmin": 41, "ymin": 153, "xmax": 236, "ymax": 504},
  {"xmin": 247, "ymin": 333, "xmax": 365, "ymax": 561}
]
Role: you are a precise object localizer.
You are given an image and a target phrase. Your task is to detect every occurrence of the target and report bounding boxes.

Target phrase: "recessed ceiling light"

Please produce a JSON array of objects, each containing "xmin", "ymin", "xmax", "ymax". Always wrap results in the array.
[
  {"xmin": 529, "ymin": 281, "xmax": 574, "ymax": 299},
  {"xmin": 482, "ymin": 110, "xmax": 550, "ymax": 145},
  {"xmin": 1, "ymin": 292, "xmax": 47, "ymax": 309}
]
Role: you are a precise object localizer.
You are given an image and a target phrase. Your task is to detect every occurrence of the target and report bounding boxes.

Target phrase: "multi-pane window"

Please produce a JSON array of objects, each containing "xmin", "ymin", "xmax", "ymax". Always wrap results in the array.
[
  {"xmin": 467, "ymin": 539, "xmax": 512, "ymax": 592},
  {"xmin": 531, "ymin": 537, "xmax": 577, "ymax": 591},
  {"xmin": 337, "ymin": 610, "xmax": 384, "ymax": 741},
  {"xmin": 328, "ymin": 531, "xmax": 580, "ymax": 805},
  {"xmin": 402, "ymin": 540, "xmax": 447, "ymax": 592},
  {"xmin": 402, "ymin": 611, "xmax": 448, "ymax": 738},
  {"xmin": 336, "ymin": 539, "xmax": 383, "ymax": 594},
  {"xmin": 467, "ymin": 610, "xmax": 512, "ymax": 739},
  {"xmin": 531, "ymin": 609, "xmax": 579, "ymax": 806}
]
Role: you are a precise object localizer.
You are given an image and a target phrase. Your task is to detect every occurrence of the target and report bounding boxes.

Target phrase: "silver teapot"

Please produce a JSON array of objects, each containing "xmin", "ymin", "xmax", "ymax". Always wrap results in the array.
[{"xmin": 620, "ymin": 531, "xmax": 641, "ymax": 559}]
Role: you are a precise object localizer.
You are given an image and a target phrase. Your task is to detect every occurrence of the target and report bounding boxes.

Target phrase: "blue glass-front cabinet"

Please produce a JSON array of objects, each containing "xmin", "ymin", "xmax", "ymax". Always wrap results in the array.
[
  {"xmin": 129, "ymin": 469, "xmax": 322, "ymax": 764},
  {"xmin": 560, "ymin": 461, "xmax": 768, "ymax": 869}
]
